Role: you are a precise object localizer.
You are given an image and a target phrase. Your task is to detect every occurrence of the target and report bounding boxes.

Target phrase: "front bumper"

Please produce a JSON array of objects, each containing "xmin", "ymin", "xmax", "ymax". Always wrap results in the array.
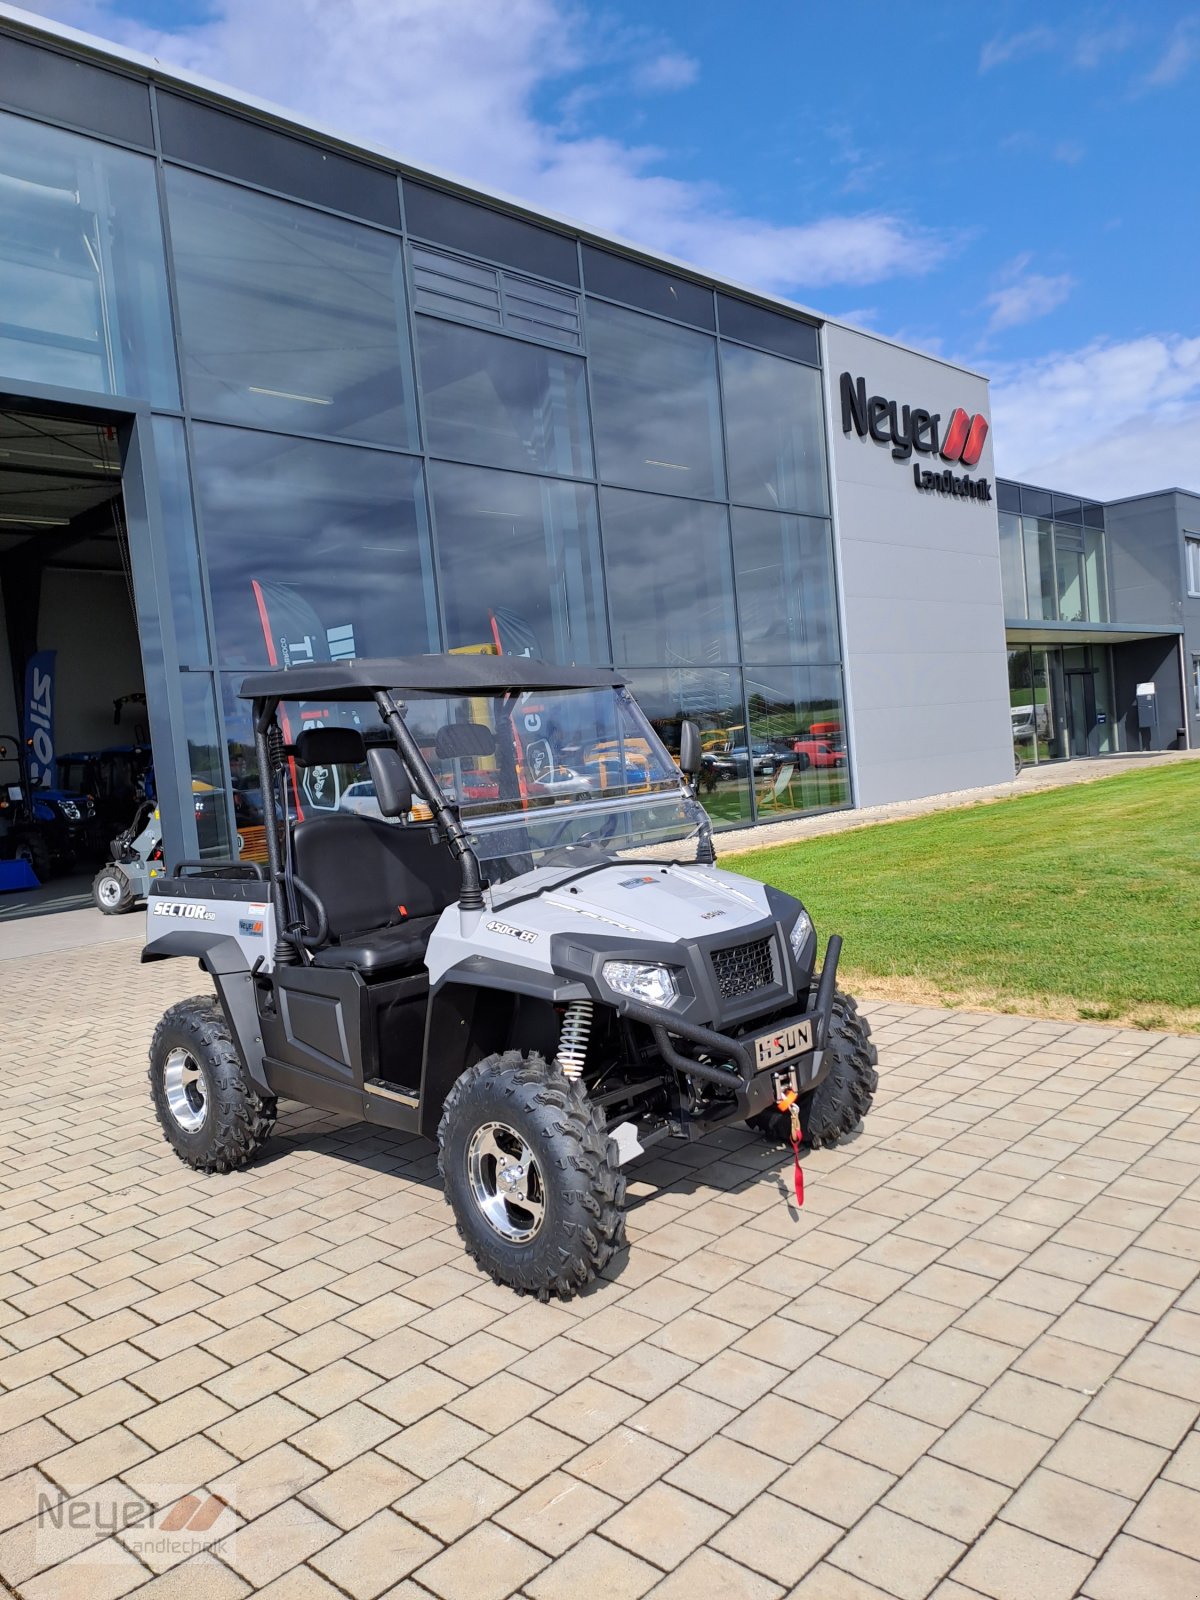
[{"xmin": 620, "ymin": 934, "xmax": 843, "ymax": 1119}]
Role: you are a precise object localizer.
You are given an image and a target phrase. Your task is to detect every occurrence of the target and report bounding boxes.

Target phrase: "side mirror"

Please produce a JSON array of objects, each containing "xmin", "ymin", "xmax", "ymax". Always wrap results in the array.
[
  {"xmin": 367, "ymin": 746, "xmax": 413, "ymax": 818},
  {"xmin": 678, "ymin": 720, "xmax": 702, "ymax": 777}
]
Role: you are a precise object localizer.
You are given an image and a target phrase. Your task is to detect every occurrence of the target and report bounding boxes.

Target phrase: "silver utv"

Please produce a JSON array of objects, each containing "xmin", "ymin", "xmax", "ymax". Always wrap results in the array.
[{"xmin": 144, "ymin": 656, "xmax": 876, "ymax": 1300}]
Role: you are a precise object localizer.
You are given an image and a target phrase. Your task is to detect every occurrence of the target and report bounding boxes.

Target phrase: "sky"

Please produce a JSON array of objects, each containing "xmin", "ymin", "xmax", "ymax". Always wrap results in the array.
[{"xmin": 14, "ymin": 0, "xmax": 1200, "ymax": 498}]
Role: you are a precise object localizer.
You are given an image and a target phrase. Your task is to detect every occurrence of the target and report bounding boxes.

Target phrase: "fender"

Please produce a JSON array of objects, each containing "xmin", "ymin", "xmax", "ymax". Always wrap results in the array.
[
  {"xmin": 419, "ymin": 957, "xmax": 590, "ymax": 1139},
  {"xmin": 142, "ymin": 932, "xmax": 270, "ymax": 1095}
]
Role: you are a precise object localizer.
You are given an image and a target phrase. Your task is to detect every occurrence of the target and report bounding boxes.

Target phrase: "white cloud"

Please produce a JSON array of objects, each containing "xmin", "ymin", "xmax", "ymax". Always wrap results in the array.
[
  {"xmin": 991, "ymin": 334, "xmax": 1200, "ymax": 497},
  {"xmin": 981, "ymin": 19, "xmax": 1137, "ymax": 75},
  {"xmin": 1139, "ymin": 17, "xmax": 1200, "ymax": 89},
  {"xmin": 631, "ymin": 51, "xmax": 699, "ymax": 92},
  {"xmin": 18, "ymin": 0, "xmax": 948, "ymax": 296},
  {"xmin": 985, "ymin": 261, "xmax": 1076, "ymax": 333},
  {"xmin": 979, "ymin": 26, "xmax": 1056, "ymax": 72}
]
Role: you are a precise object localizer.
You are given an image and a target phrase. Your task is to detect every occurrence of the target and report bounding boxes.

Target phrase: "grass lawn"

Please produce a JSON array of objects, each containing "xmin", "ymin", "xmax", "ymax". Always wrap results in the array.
[{"xmin": 728, "ymin": 762, "xmax": 1200, "ymax": 1031}]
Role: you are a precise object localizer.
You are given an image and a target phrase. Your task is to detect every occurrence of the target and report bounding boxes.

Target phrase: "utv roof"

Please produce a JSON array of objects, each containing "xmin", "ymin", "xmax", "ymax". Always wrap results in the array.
[{"xmin": 239, "ymin": 655, "xmax": 627, "ymax": 703}]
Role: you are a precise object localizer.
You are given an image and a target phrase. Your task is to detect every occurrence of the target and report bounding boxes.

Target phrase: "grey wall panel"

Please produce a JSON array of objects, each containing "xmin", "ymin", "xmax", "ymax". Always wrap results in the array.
[
  {"xmin": 1105, "ymin": 492, "xmax": 1184, "ymax": 628},
  {"xmin": 824, "ymin": 324, "xmax": 1012, "ymax": 808}
]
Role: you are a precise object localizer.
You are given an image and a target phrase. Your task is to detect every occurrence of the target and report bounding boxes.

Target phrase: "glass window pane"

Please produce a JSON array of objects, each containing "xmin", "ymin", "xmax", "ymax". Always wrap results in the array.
[
  {"xmin": 717, "ymin": 295, "xmax": 819, "ymax": 364},
  {"xmin": 151, "ymin": 416, "xmax": 209, "ymax": 669},
  {"xmin": 744, "ymin": 665, "xmax": 850, "ymax": 817},
  {"xmin": 587, "ymin": 301, "xmax": 724, "ymax": 499},
  {"xmin": 602, "ymin": 489, "xmax": 736, "ymax": 666},
  {"xmin": 416, "ymin": 318, "xmax": 592, "ymax": 477},
  {"xmin": 582, "ymin": 247, "xmax": 714, "ymax": 328},
  {"xmin": 1023, "ymin": 517, "xmax": 1056, "ymax": 620},
  {"xmin": 622, "ymin": 666, "xmax": 751, "ymax": 828},
  {"xmin": 404, "ymin": 181, "xmax": 580, "ymax": 285},
  {"xmin": 0, "ymin": 109, "xmax": 177, "ymax": 405},
  {"xmin": 193, "ymin": 425, "xmax": 437, "ymax": 668},
  {"xmin": 159, "ymin": 94, "xmax": 400, "ymax": 227},
  {"xmin": 1055, "ymin": 523, "xmax": 1086, "ymax": 622},
  {"xmin": 430, "ymin": 461, "xmax": 607, "ymax": 664},
  {"xmin": 180, "ymin": 671, "xmax": 232, "ymax": 857},
  {"xmin": 732, "ymin": 508, "xmax": 839, "ymax": 664},
  {"xmin": 998, "ymin": 512, "xmax": 1025, "ymax": 618},
  {"xmin": 1084, "ymin": 527, "xmax": 1108, "ymax": 620},
  {"xmin": 1008, "ymin": 646, "xmax": 1037, "ymax": 764},
  {"xmin": 722, "ymin": 343, "xmax": 828, "ymax": 515},
  {"xmin": 997, "ymin": 479, "xmax": 1021, "ymax": 513},
  {"xmin": 167, "ymin": 167, "xmax": 417, "ymax": 446}
]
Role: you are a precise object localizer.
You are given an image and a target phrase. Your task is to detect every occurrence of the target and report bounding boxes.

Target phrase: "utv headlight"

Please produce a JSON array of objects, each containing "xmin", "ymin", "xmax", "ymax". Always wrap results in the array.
[
  {"xmin": 602, "ymin": 960, "xmax": 679, "ymax": 1008},
  {"xmin": 789, "ymin": 909, "xmax": 814, "ymax": 963}
]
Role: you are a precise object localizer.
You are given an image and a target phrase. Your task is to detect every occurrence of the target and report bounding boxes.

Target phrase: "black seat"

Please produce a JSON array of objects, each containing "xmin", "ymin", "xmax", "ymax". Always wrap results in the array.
[{"xmin": 292, "ymin": 814, "xmax": 459, "ymax": 974}]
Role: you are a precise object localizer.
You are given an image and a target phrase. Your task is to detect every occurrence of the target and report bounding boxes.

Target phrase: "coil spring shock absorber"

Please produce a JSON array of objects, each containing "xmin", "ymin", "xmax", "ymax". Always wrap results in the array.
[{"xmin": 556, "ymin": 1000, "xmax": 593, "ymax": 1082}]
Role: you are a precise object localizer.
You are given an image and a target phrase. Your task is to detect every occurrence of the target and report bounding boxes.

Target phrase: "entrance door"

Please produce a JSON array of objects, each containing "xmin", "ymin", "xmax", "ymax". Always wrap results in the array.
[{"xmin": 1065, "ymin": 670, "xmax": 1096, "ymax": 757}]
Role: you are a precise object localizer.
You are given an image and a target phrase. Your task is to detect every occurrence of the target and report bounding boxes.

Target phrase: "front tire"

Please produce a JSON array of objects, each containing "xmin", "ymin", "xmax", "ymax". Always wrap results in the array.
[
  {"xmin": 438, "ymin": 1051, "xmax": 626, "ymax": 1301},
  {"xmin": 149, "ymin": 996, "xmax": 276, "ymax": 1174},
  {"xmin": 14, "ymin": 836, "xmax": 52, "ymax": 881},
  {"xmin": 750, "ymin": 989, "xmax": 878, "ymax": 1149},
  {"xmin": 93, "ymin": 865, "xmax": 135, "ymax": 914}
]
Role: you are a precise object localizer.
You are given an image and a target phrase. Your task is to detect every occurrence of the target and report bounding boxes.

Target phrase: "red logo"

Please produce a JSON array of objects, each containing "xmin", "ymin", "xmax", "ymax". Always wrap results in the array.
[{"xmin": 940, "ymin": 408, "xmax": 989, "ymax": 469}]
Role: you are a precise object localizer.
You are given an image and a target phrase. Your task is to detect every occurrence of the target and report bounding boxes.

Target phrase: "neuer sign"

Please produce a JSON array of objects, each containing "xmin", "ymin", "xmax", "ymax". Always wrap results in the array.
[{"xmin": 839, "ymin": 372, "xmax": 993, "ymax": 503}]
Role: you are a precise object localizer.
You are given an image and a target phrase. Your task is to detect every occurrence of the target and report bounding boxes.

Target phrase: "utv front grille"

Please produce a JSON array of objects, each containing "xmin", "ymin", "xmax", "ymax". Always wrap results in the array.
[{"xmin": 711, "ymin": 935, "xmax": 775, "ymax": 1001}]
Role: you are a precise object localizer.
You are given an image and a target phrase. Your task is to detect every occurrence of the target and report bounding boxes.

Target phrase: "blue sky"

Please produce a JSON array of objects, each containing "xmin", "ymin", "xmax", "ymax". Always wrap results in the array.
[{"xmin": 17, "ymin": 0, "xmax": 1200, "ymax": 496}]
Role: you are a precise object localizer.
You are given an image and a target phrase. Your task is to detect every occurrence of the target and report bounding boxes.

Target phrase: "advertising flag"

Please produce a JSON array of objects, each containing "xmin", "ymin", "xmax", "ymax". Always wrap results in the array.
[{"xmin": 24, "ymin": 650, "xmax": 56, "ymax": 788}]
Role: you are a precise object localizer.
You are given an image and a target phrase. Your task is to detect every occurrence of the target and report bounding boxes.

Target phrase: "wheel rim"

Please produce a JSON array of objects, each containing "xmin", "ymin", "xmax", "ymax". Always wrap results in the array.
[
  {"xmin": 97, "ymin": 874, "xmax": 124, "ymax": 907},
  {"xmin": 163, "ymin": 1047, "xmax": 207, "ymax": 1133},
  {"xmin": 466, "ymin": 1120, "xmax": 546, "ymax": 1243}
]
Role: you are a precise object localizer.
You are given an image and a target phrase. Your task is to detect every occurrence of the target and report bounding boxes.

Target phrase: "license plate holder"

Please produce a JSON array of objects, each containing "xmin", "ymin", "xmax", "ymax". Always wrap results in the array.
[{"xmin": 753, "ymin": 1020, "xmax": 813, "ymax": 1072}]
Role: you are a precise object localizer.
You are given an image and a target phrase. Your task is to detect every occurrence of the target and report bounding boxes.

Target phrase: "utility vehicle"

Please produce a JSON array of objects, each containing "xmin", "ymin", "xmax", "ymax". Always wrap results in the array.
[{"xmin": 144, "ymin": 657, "xmax": 877, "ymax": 1300}]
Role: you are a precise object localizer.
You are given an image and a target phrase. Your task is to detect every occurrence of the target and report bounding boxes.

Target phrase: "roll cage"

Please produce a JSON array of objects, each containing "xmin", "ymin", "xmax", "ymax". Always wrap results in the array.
[{"xmin": 243, "ymin": 655, "xmax": 631, "ymax": 964}]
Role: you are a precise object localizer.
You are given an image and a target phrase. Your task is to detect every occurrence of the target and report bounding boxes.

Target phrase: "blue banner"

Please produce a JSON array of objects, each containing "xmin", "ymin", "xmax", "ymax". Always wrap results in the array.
[{"xmin": 24, "ymin": 650, "xmax": 56, "ymax": 789}]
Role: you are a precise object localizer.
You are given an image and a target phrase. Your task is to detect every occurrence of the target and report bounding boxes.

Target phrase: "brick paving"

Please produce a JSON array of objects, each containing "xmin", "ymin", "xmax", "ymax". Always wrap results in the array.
[{"xmin": 1, "ymin": 939, "xmax": 1199, "ymax": 1599}]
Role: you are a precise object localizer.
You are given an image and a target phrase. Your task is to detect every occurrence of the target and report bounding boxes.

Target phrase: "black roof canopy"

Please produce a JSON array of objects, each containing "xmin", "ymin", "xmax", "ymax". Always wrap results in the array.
[{"xmin": 239, "ymin": 655, "xmax": 626, "ymax": 703}]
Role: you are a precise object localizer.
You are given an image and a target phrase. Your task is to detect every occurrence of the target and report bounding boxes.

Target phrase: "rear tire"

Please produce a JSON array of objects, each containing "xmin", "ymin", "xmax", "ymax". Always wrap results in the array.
[
  {"xmin": 438, "ymin": 1051, "xmax": 626, "ymax": 1301},
  {"xmin": 93, "ymin": 866, "xmax": 134, "ymax": 914},
  {"xmin": 149, "ymin": 996, "xmax": 276, "ymax": 1174},
  {"xmin": 749, "ymin": 989, "xmax": 878, "ymax": 1149}
]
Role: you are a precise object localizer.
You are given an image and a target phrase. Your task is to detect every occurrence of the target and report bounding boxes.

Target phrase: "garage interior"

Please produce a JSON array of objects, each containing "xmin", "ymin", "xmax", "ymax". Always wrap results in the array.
[{"xmin": 0, "ymin": 404, "xmax": 146, "ymax": 917}]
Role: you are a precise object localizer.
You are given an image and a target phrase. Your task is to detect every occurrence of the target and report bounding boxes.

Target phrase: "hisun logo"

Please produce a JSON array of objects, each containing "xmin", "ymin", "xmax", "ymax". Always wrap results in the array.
[
  {"xmin": 840, "ymin": 372, "xmax": 992, "ymax": 504},
  {"xmin": 152, "ymin": 901, "xmax": 215, "ymax": 920}
]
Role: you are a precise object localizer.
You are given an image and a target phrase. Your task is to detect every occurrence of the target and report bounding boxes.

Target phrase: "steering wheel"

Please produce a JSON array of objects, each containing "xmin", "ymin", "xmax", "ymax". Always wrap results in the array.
[{"xmin": 541, "ymin": 810, "xmax": 621, "ymax": 853}]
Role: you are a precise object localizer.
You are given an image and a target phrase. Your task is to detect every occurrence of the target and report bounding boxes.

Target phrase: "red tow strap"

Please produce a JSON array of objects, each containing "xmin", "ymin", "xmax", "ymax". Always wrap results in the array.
[{"xmin": 777, "ymin": 1090, "xmax": 805, "ymax": 1209}]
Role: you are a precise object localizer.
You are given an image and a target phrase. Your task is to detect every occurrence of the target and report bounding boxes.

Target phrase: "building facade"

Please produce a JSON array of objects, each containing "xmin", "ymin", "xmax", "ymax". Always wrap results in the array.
[
  {"xmin": 999, "ymin": 479, "xmax": 1197, "ymax": 763},
  {"xmin": 0, "ymin": 11, "xmax": 1190, "ymax": 875}
]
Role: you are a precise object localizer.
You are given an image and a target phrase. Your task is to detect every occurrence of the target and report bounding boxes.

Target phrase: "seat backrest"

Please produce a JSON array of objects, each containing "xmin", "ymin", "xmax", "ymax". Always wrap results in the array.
[{"xmin": 292, "ymin": 815, "xmax": 459, "ymax": 941}]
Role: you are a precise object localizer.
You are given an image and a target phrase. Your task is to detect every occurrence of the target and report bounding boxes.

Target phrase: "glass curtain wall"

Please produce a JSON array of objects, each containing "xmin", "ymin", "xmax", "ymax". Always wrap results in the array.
[
  {"xmin": 999, "ymin": 498, "xmax": 1110, "ymax": 625},
  {"xmin": 1007, "ymin": 642, "xmax": 1117, "ymax": 764},
  {"xmin": 0, "ymin": 88, "xmax": 849, "ymax": 849}
]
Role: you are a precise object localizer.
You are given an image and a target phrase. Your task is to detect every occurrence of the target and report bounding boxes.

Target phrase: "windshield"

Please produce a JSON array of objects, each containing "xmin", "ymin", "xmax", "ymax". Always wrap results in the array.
[{"xmin": 403, "ymin": 684, "xmax": 702, "ymax": 884}]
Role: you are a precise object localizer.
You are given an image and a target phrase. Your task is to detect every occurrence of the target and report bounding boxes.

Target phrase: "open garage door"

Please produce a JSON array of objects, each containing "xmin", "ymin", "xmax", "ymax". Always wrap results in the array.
[{"xmin": 0, "ymin": 405, "xmax": 149, "ymax": 918}]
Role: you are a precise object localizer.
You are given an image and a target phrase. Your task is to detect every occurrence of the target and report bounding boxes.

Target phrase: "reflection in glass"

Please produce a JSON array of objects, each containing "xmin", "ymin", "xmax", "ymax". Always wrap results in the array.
[
  {"xmin": 430, "ymin": 462, "xmax": 607, "ymax": 664},
  {"xmin": 732, "ymin": 508, "xmax": 839, "ymax": 664},
  {"xmin": 744, "ymin": 665, "xmax": 850, "ymax": 816},
  {"xmin": 721, "ymin": 343, "xmax": 828, "ymax": 515},
  {"xmin": 1023, "ymin": 517, "xmax": 1057, "ymax": 621},
  {"xmin": 416, "ymin": 317, "xmax": 592, "ymax": 476},
  {"xmin": 1032, "ymin": 647, "xmax": 1065, "ymax": 759},
  {"xmin": 193, "ymin": 425, "xmax": 437, "ymax": 669},
  {"xmin": 151, "ymin": 417, "xmax": 208, "ymax": 668},
  {"xmin": 180, "ymin": 671, "xmax": 231, "ymax": 856},
  {"xmin": 623, "ymin": 666, "xmax": 752, "ymax": 828},
  {"xmin": 601, "ymin": 489, "xmax": 737, "ymax": 667},
  {"xmin": 1054, "ymin": 522, "xmax": 1086, "ymax": 622},
  {"xmin": 1008, "ymin": 646, "xmax": 1037, "ymax": 764},
  {"xmin": 998, "ymin": 512, "xmax": 1025, "ymax": 619},
  {"xmin": 587, "ymin": 301, "xmax": 724, "ymax": 499},
  {"xmin": 166, "ymin": 167, "xmax": 416, "ymax": 445},
  {"xmin": 1083, "ymin": 527, "xmax": 1108, "ymax": 621},
  {"xmin": 0, "ymin": 109, "xmax": 177, "ymax": 404}
]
